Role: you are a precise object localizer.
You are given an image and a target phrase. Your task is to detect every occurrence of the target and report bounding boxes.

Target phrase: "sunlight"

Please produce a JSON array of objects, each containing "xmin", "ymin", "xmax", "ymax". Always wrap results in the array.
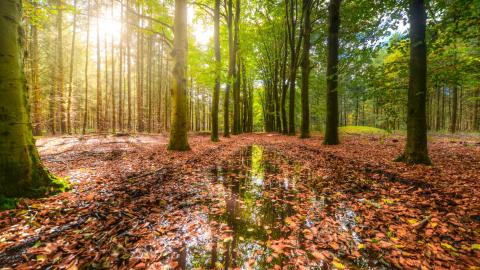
[
  {"xmin": 188, "ymin": 5, "xmax": 214, "ymax": 48},
  {"xmin": 96, "ymin": 16, "xmax": 122, "ymax": 42},
  {"xmin": 192, "ymin": 23, "xmax": 214, "ymax": 47}
]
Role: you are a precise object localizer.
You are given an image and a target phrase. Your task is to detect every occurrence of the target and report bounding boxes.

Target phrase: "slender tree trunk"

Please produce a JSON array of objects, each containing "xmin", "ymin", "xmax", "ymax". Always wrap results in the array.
[
  {"xmin": 224, "ymin": 0, "xmax": 234, "ymax": 137},
  {"xmin": 118, "ymin": 0, "xmax": 124, "ymax": 132},
  {"xmin": 82, "ymin": 0, "xmax": 91, "ymax": 135},
  {"xmin": 300, "ymin": 0, "xmax": 312, "ymax": 138},
  {"xmin": 474, "ymin": 88, "xmax": 479, "ymax": 130},
  {"xmin": 281, "ymin": 31, "xmax": 288, "ymax": 134},
  {"xmin": 147, "ymin": 29, "xmax": 153, "ymax": 133},
  {"xmin": 127, "ymin": 0, "xmax": 132, "ymax": 131},
  {"xmin": 168, "ymin": 0, "xmax": 190, "ymax": 150},
  {"xmin": 211, "ymin": 0, "xmax": 221, "ymax": 141},
  {"xmin": 397, "ymin": 0, "xmax": 431, "ymax": 165},
  {"xmin": 67, "ymin": 0, "xmax": 77, "ymax": 134},
  {"xmin": 232, "ymin": 0, "xmax": 241, "ymax": 135},
  {"xmin": 56, "ymin": 0, "xmax": 66, "ymax": 133},
  {"xmin": 324, "ymin": 0, "xmax": 341, "ymax": 145},
  {"xmin": 136, "ymin": 2, "xmax": 144, "ymax": 132},
  {"xmin": 96, "ymin": 0, "xmax": 103, "ymax": 132}
]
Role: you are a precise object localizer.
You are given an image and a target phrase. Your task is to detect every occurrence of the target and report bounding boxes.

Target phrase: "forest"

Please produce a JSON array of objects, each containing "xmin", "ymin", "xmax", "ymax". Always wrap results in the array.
[{"xmin": 0, "ymin": 0, "xmax": 479, "ymax": 269}]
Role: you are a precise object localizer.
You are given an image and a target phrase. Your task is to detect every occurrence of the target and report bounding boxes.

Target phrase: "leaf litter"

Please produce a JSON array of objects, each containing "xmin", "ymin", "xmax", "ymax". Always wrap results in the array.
[{"xmin": 0, "ymin": 133, "xmax": 478, "ymax": 269}]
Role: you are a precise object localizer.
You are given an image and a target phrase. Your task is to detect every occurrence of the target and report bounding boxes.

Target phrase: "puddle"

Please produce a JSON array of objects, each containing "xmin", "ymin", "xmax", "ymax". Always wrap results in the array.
[{"xmin": 172, "ymin": 145, "xmax": 386, "ymax": 269}]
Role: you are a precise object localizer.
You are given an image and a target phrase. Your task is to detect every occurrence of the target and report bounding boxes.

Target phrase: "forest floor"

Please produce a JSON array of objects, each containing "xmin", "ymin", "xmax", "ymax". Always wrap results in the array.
[{"xmin": 0, "ymin": 132, "xmax": 479, "ymax": 270}]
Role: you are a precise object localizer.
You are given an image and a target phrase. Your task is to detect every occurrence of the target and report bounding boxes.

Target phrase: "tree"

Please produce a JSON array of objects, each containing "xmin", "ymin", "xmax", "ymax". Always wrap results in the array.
[
  {"xmin": 0, "ymin": 0, "xmax": 66, "ymax": 197},
  {"xmin": 324, "ymin": 0, "xmax": 341, "ymax": 145},
  {"xmin": 300, "ymin": 0, "xmax": 313, "ymax": 138},
  {"xmin": 396, "ymin": 0, "xmax": 431, "ymax": 165},
  {"xmin": 67, "ymin": 0, "xmax": 77, "ymax": 134},
  {"xmin": 168, "ymin": 0, "xmax": 190, "ymax": 151},
  {"xmin": 211, "ymin": 0, "xmax": 221, "ymax": 142},
  {"xmin": 224, "ymin": 0, "xmax": 234, "ymax": 137},
  {"xmin": 82, "ymin": 0, "xmax": 91, "ymax": 135}
]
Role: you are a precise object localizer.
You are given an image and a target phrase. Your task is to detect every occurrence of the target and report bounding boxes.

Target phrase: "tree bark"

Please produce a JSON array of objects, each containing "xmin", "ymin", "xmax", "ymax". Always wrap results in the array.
[
  {"xmin": 224, "ymin": 0, "xmax": 234, "ymax": 137},
  {"xmin": 168, "ymin": 0, "xmax": 190, "ymax": 150},
  {"xmin": 397, "ymin": 0, "xmax": 431, "ymax": 165},
  {"xmin": 324, "ymin": 0, "xmax": 341, "ymax": 145},
  {"xmin": 56, "ymin": 0, "xmax": 66, "ymax": 133},
  {"xmin": 67, "ymin": 0, "xmax": 77, "ymax": 134},
  {"xmin": 232, "ymin": 0, "xmax": 241, "ymax": 135},
  {"xmin": 96, "ymin": 0, "xmax": 103, "ymax": 132},
  {"xmin": 0, "ymin": 0, "xmax": 65, "ymax": 197},
  {"xmin": 211, "ymin": 0, "xmax": 221, "ymax": 141},
  {"xmin": 300, "ymin": 0, "xmax": 312, "ymax": 138},
  {"xmin": 82, "ymin": 0, "xmax": 91, "ymax": 135}
]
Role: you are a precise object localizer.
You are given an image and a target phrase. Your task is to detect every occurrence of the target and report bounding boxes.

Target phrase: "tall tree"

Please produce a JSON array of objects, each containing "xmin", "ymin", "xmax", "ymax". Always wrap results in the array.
[
  {"xmin": 211, "ymin": 0, "xmax": 221, "ymax": 142},
  {"xmin": 67, "ymin": 0, "xmax": 77, "ymax": 134},
  {"xmin": 0, "ymin": 0, "xmax": 65, "ymax": 197},
  {"xmin": 232, "ymin": 0, "xmax": 241, "ymax": 134},
  {"xmin": 82, "ymin": 0, "xmax": 91, "ymax": 135},
  {"xmin": 300, "ymin": 0, "xmax": 312, "ymax": 138},
  {"xmin": 324, "ymin": 0, "xmax": 341, "ymax": 145},
  {"xmin": 96, "ymin": 0, "xmax": 103, "ymax": 132},
  {"xmin": 168, "ymin": 0, "xmax": 190, "ymax": 150},
  {"xmin": 56, "ymin": 0, "xmax": 66, "ymax": 133},
  {"xmin": 224, "ymin": 0, "xmax": 234, "ymax": 137},
  {"xmin": 285, "ymin": 0, "xmax": 303, "ymax": 135},
  {"xmin": 396, "ymin": 0, "xmax": 431, "ymax": 165}
]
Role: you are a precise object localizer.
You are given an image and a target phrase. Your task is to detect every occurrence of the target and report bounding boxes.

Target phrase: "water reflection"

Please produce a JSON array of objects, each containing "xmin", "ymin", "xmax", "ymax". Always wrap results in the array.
[{"xmin": 176, "ymin": 145, "xmax": 381, "ymax": 270}]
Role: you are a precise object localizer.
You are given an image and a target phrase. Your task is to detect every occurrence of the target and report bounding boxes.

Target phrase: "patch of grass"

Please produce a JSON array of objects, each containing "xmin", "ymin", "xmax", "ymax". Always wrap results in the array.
[
  {"xmin": 0, "ymin": 196, "xmax": 18, "ymax": 211},
  {"xmin": 339, "ymin": 126, "xmax": 389, "ymax": 135}
]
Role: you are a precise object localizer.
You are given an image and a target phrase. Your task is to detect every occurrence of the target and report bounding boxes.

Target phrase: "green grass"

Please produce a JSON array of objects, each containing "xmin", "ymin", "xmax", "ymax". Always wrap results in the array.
[
  {"xmin": 0, "ymin": 196, "xmax": 18, "ymax": 211},
  {"xmin": 339, "ymin": 126, "xmax": 389, "ymax": 135}
]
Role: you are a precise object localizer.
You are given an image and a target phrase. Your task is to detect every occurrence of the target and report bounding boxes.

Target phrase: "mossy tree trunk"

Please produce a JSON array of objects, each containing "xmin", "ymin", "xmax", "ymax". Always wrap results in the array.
[
  {"xmin": 168, "ymin": 0, "xmax": 190, "ymax": 151},
  {"xmin": 397, "ymin": 0, "xmax": 431, "ymax": 165},
  {"xmin": 211, "ymin": 0, "xmax": 221, "ymax": 142},
  {"xmin": 324, "ymin": 0, "xmax": 341, "ymax": 145},
  {"xmin": 0, "ymin": 0, "xmax": 64, "ymax": 198}
]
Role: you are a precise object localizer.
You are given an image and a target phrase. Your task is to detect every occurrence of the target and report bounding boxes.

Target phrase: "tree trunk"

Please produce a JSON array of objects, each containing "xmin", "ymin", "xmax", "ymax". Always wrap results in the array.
[
  {"xmin": 280, "ymin": 31, "xmax": 288, "ymax": 134},
  {"xmin": 300, "ymin": 0, "xmax": 312, "ymax": 138},
  {"xmin": 82, "ymin": 0, "xmax": 91, "ymax": 135},
  {"xmin": 232, "ymin": 0, "xmax": 241, "ymax": 135},
  {"xmin": 0, "ymin": 0, "xmax": 66, "ymax": 197},
  {"xmin": 127, "ymin": 0, "xmax": 132, "ymax": 131},
  {"xmin": 118, "ymin": 0, "xmax": 124, "ymax": 132},
  {"xmin": 224, "ymin": 0, "xmax": 234, "ymax": 137},
  {"xmin": 324, "ymin": 0, "xmax": 341, "ymax": 145},
  {"xmin": 474, "ymin": 88, "xmax": 479, "ymax": 130},
  {"xmin": 56, "ymin": 0, "xmax": 66, "ymax": 133},
  {"xmin": 168, "ymin": 0, "xmax": 190, "ymax": 150},
  {"xmin": 397, "ymin": 0, "xmax": 431, "ymax": 165},
  {"xmin": 96, "ymin": 0, "xmax": 103, "ymax": 132},
  {"xmin": 31, "ymin": 20, "xmax": 42, "ymax": 136},
  {"xmin": 211, "ymin": 0, "xmax": 221, "ymax": 141},
  {"xmin": 67, "ymin": 0, "xmax": 77, "ymax": 134}
]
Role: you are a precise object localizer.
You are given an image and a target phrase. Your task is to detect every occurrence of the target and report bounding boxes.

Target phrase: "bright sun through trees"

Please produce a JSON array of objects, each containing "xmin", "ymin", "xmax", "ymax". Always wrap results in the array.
[{"xmin": 0, "ymin": 0, "xmax": 479, "ymax": 269}]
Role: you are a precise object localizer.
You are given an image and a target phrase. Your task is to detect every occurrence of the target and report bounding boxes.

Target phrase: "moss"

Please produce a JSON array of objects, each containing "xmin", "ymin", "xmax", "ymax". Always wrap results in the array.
[
  {"xmin": 0, "ymin": 196, "xmax": 18, "ymax": 211},
  {"xmin": 339, "ymin": 126, "xmax": 389, "ymax": 135}
]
